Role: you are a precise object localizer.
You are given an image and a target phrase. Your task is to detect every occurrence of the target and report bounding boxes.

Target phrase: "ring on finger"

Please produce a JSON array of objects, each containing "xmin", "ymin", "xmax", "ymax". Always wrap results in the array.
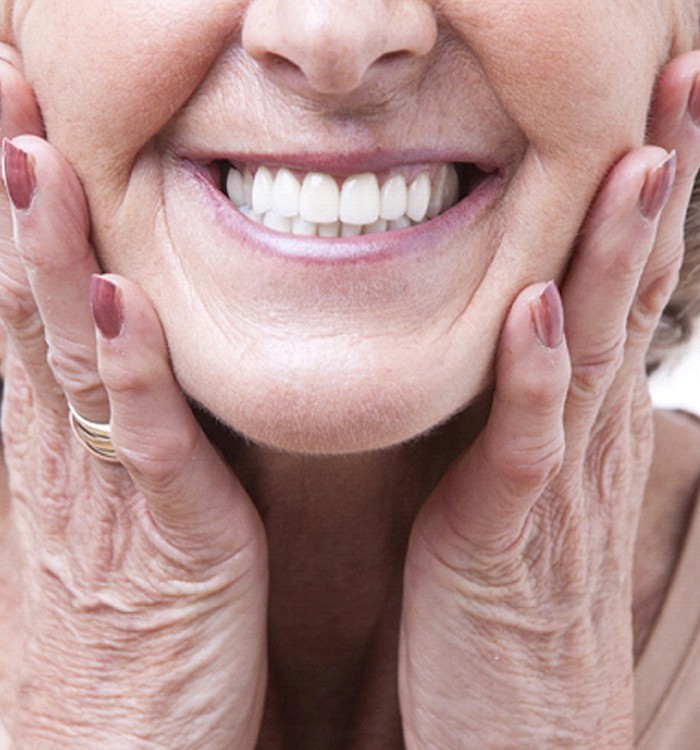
[{"xmin": 68, "ymin": 402, "xmax": 119, "ymax": 463}]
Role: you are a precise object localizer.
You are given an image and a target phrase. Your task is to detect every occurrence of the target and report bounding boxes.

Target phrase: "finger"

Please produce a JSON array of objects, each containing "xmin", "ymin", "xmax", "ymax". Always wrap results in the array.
[
  {"xmin": 624, "ymin": 53, "xmax": 700, "ymax": 366},
  {"xmin": 560, "ymin": 147, "xmax": 674, "ymax": 449},
  {"xmin": 648, "ymin": 52, "xmax": 700, "ymax": 195},
  {"xmin": 91, "ymin": 274, "xmax": 264, "ymax": 561},
  {"xmin": 0, "ymin": 44, "xmax": 29, "ymax": 75},
  {"xmin": 3, "ymin": 136, "xmax": 108, "ymax": 422},
  {"xmin": 0, "ymin": 56, "xmax": 47, "ymax": 381},
  {"xmin": 0, "ymin": 53, "xmax": 44, "ymax": 137},
  {"xmin": 419, "ymin": 282, "xmax": 569, "ymax": 554}
]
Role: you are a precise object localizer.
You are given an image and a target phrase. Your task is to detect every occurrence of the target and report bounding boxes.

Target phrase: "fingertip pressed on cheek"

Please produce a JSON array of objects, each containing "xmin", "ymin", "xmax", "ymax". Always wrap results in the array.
[
  {"xmin": 2, "ymin": 137, "xmax": 36, "ymax": 211},
  {"xmin": 530, "ymin": 281, "xmax": 564, "ymax": 350},
  {"xmin": 90, "ymin": 275, "xmax": 124, "ymax": 340},
  {"xmin": 639, "ymin": 150, "xmax": 676, "ymax": 221},
  {"xmin": 496, "ymin": 282, "xmax": 570, "ymax": 405}
]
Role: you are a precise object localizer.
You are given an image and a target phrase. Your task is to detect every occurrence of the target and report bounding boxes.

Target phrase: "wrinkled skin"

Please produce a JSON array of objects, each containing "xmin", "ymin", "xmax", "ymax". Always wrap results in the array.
[{"xmin": 0, "ymin": 1, "xmax": 698, "ymax": 748}]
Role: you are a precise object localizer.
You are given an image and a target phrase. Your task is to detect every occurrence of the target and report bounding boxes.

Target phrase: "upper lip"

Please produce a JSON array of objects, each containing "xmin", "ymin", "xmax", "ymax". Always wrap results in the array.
[{"xmin": 172, "ymin": 146, "xmax": 506, "ymax": 177}]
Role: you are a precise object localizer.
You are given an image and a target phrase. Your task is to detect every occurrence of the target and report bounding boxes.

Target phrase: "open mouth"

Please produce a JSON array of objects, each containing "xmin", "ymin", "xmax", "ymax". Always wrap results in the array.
[{"xmin": 212, "ymin": 160, "xmax": 495, "ymax": 238}]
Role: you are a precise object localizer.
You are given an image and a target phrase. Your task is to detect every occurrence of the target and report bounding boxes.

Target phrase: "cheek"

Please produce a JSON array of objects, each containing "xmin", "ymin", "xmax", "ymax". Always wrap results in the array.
[
  {"xmin": 445, "ymin": 0, "xmax": 667, "ymax": 158},
  {"xmin": 16, "ymin": 0, "xmax": 242, "ymax": 175}
]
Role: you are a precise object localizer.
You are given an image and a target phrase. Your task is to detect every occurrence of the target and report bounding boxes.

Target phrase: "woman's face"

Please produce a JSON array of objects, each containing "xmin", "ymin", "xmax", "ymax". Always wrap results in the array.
[{"xmin": 6, "ymin": 0, "xmax": 692, "ymax": 452}]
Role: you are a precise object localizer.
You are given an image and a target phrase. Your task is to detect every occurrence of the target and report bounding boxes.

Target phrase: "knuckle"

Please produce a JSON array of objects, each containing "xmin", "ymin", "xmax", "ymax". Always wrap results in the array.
[
  {"xmin": 99, "ymin": 360, "xmax": 148, "ymax": 396},
  {"xmin": 589, "ymin": 228, "xmax": 648, "ymax": 282},
  {"xmin": 46, "ymin": 344, "xmax": 100, "ymax": 397},
  {"xmin": 115, "ymin": 423, "xmax": 200, "ymax": 492},
  {"xmin": 503, "ymin": 440, "xmax": 565, "ymax": 490},
  {"xmin": 517, "ymin": 369, "xmax": 567, "ymax": 410},
  {"xmin": 570, "ymin": 333, "xmax": 626, "ymax": 400},
  {"xmin": 0, "ymin": 44, "xmax": 22, "ymax": 70},
  {"xmin": 607, "ymin": 245, "xmax": 647, "ymax": 281},
  {"xmin": 0, "ymin": 278, "xmax": 40, "ymax": 335},
  {"xmin": 629, "ymin": 254, "xmax": 682, "ymax": 337},
  {"xmin": 483, "ymin": 429, "xmax": 565, "ymax": 491}
]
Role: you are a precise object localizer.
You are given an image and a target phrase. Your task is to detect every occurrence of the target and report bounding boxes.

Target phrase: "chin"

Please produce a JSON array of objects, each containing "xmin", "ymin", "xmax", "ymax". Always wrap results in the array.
[{"xmin": 180, "ymin": 356, "xmax": 487, "ymax": 455}]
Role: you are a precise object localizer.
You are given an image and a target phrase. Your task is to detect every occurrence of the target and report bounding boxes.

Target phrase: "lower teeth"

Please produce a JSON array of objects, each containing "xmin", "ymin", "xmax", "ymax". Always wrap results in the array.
[{"xmin": 239, "ymin": 209, "xmax": 417, "ymax": 238}]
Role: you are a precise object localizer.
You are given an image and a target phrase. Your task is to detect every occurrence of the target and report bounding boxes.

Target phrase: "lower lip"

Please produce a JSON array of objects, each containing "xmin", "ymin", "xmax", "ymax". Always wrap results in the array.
[{"xmin": 182, "ymin": 160, "xmax": 504, "ymax": 265}]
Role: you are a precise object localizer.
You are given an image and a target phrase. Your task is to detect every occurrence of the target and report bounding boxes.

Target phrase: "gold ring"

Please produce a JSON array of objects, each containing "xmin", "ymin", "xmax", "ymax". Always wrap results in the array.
[{"xmin": 68, "ymin": 403, "xmax": 119, "ymax": 463}]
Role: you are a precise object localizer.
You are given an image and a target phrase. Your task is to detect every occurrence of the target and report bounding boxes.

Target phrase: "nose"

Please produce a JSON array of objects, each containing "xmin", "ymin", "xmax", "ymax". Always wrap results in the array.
[{"xmin": 241, "ymin": 0, "xmax": 437, "ymax": 96}]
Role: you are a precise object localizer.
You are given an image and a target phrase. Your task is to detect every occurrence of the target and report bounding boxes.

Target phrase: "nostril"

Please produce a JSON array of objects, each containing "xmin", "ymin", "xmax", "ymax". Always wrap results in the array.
[
  {"xmin": 264, "ymin": 53, "xmax": 302, "ymax": 76},
  {"xmin": 261, "ymin": 48, "xmax": 370, "ymax": 96},
  {"xmin": 376, "ymin": 50, "xmax": 412, "ymax": 65}
]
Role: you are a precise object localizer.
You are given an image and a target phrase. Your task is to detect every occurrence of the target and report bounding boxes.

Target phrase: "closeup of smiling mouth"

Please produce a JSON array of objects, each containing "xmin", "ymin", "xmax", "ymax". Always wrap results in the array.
[{"xmin": 207, "ymin": 158, "xmax": 500, "ymax": 239}]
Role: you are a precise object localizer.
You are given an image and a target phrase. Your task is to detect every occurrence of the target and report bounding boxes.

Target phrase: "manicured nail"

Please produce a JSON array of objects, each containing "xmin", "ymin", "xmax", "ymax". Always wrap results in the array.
[
  {"xmin": 2, "ymin": 139, "xmax": 36, "ymax": 210},
  {"xmin": 640, "ymin": 150, "xmax": 676, "ymax": 220},
  {"xmin": 531, "ymin": 281, "xmax": 564, "ymax": 349},
  {"xmin": 689, "ymin": 74, "xmax": 700, "ymax": 127},
  {"xmin": 90, "ymin": 276, "xmax": 124, "ymax": 339}
]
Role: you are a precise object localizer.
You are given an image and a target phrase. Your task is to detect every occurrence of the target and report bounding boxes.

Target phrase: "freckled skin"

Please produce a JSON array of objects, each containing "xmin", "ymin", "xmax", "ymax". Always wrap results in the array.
[{"xmin": 1, "ymin": 0, "xmax": 686, "ymax": 452}]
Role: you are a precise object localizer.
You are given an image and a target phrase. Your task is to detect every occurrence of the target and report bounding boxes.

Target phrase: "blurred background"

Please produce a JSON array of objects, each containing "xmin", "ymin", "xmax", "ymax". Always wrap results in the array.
[{"xmin": 650, "ymin": 330, "xmax": 700, "ymax": 414}]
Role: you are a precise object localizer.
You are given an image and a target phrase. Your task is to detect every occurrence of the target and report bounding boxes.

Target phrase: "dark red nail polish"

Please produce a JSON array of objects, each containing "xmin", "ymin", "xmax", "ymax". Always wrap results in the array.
[
  {"xmin": 640, "ymin": 151, "xmax": 676, "ymax": 220},
  {"xmin": 531, "ymin": 281, "xmax": 564, "ymax": 349},
  {"xmin": 2, "ymin": 139, "xmax": 36, "ymax": 210},
  {"xmin": 689, "ymin": 74, "xmax": 700, "ymax": 126},
  {"xmin": 90, "ymin": 276, "xmax": 124, "ymax": 340}
]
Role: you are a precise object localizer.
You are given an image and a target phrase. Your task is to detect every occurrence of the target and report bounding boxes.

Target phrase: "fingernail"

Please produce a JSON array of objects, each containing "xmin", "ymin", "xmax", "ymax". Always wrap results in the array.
[
  {"xmin": 689, "ymin": 74, "xmax": 700, "ymax": 126},
  {"xmin": 640, "ymin": 150, "xmax": 676, "ymax": 220},
  {"xmin": 531, "ymin": 281, "xmax": 564, "ymax": 349},
  {"xmin": 90, "ymin": 276, "xmax": 124, "ymax": 340},
  {"xmin": 2, "ymin": 139, "xmax": 36, "ymax": 211}
]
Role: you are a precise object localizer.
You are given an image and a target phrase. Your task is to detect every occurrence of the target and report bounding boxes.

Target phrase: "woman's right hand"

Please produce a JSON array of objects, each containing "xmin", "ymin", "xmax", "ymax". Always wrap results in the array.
[{"xmin": 0, "ymin": 47, "xmax": 268, "ymax": 750}]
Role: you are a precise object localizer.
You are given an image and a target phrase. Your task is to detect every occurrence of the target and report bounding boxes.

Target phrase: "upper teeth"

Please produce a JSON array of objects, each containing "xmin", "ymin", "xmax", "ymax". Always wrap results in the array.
[{"xmin": 225, "ymin": 163, "xmax": 460, "ymax": 238}]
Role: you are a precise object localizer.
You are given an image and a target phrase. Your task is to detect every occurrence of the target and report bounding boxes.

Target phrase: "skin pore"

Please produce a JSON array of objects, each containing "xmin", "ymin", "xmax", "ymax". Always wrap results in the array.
[{"xmin": 1, "ymin": 0, "xmax": 700, "ymax": 746}]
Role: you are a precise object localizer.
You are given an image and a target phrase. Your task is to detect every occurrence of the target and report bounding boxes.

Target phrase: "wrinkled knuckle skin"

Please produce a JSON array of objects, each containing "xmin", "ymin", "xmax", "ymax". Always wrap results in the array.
[
  {"xmin": 629, "ymin": 256, "xmax": 682, "ymax": 339},
  {"xmin": 1, "ymin": 369, "xmax": 37, "ymax": 450},
  {"xmin": 0, "ymin": 44, "xmax": 23, "ymax": 70},
  {"xmin": 570, "ymin": 333, "xmax": 626, "ymax": 402},
  {"xmin": 99, "ymin": 360, "xmax": 150, "ymax": 398},
  {"xmin": 518, "ymin": 372, "xmax": 565, "ymax": 412},
  {"xmin": 0, "ymin": 277, "xmax": 41, "ymax": 338},
  {"xmin": 502, "ymin": 439, "xmax": 565, "ymax": 492},
  {"xmin": 115, "ymin": 424, "xmax": 201, "ymax": 492},
  {"xmin": 482, "ymin": 429, "xmax": 565, "ymax": 494},
  {"xmin": 45, "ymin": 344, "xmax": 100, "ymax": 398},
  {"xmin": 14, "ymin": 438, "xmax": 76, "ymax": 536},
  {"xmin": 585, "ymin": 424, "xmax": 630, "ymax": 510}
]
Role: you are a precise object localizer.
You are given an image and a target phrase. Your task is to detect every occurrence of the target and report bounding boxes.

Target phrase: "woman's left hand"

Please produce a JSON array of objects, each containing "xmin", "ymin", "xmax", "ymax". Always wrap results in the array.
[{"xmin": 400, "ymin": 52, "xmax": 700, "ymax": 749}]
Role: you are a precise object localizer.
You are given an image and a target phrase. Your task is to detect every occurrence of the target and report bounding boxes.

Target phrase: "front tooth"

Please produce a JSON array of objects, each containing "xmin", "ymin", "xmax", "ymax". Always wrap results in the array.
[
  {"xmin": 339, "ymin": 173, "xmax": 380, "ymax": 225},
  {"xmin": 252, "ymin": 166, "xmax": 274, "ymax": 214},
  {"xmin": 406, "ymin": 172, "xmax": 431, "ymax": 222},
  {"xmin": 263, "ymin": 210, "xmax": 292, "ymax": 233},
  {"xmin": 341, "ymin": 222, "xmax": 362, "ymax": 237},
  {"xmin": 292, "ymin": 216, "xmax": 317, "ymax": 236},
  {"xmin": 380, "ymin": 174, "xmax": 408, "ymax": 221},
  {"xmin": 300, "ymin": 173, "xmax": 339, "ymax": 223},
  {"xmin": 226, "ymin": 168, "xmax": 246, "ymax": 207},
  {"xmin": 388, "ymin": 215, "xmax": 412, "ymax": 231},
  {"xmin": 363, "ymin": 218, "xmax": 388, "ymax": 234},
  {"xmin": 272, "ymin": 168, "xmax": 301, "ymax": 217},
  {"xmin": 318, "ymin": 221, "xmax": 340, "ymax": 238}
]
